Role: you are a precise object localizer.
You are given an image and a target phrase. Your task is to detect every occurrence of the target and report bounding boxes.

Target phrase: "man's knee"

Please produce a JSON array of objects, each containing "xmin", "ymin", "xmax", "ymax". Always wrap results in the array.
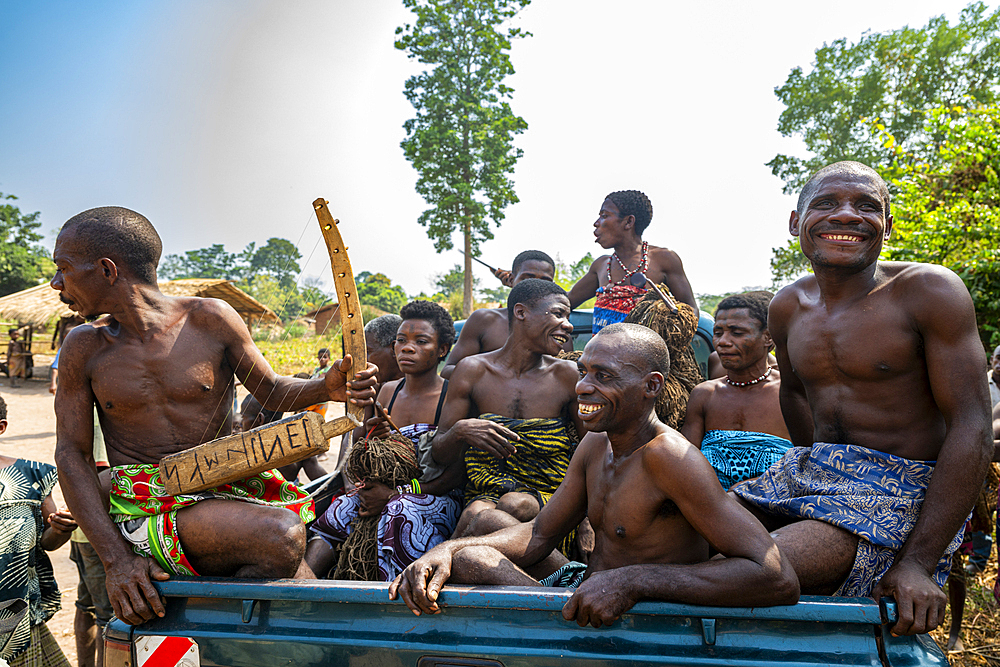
[
  {"xmin": 467, "ymin": 508, "xmax": 519, "ymax": 536},
  {"xmin": 256, "ymin": 510, "xmax": 307, "ymax": 577},
  {"xmin": 495, "ymin": 492, "xmax": 540, "ymax": 522}
]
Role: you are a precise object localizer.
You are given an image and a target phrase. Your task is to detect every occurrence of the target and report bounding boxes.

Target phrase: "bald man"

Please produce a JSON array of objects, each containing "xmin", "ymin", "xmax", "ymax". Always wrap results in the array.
[{"xmin": 390, "ymin": 323, "xmax": 798, "ymax": 626}]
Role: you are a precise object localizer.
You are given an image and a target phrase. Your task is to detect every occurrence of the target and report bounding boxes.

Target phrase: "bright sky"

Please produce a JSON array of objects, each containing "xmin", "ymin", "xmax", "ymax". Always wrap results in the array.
[{"xmin": 1, "ymin": 0, "xmax": 990, "ymax": 302}]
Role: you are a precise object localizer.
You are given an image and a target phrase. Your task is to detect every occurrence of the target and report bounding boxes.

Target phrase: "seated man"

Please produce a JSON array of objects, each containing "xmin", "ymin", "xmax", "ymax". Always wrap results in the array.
[
  {"xmin": 568, "ymin": 190, "xmax": 697, "ymax": 331},
  {"xmin": 390, "ymin": 323, "xmax": 799, "ymax": 625},
  {"xmin": 732, "ymin": 162, "xmax": 993, "ymax": 637},
  {"xmin": 432, "ymin": 279, "xmax": 583, "ymax": 541},
  {"xmin": 52, "ymin": 207, "xmax": 376, "ymax": 625},
  {"xmin": 442, "ymin": 250, "xmax": 566, "ymax": 379},
  {"xmin": 682, "ymin": 291, "xmax": 791, "ymax": 489}
]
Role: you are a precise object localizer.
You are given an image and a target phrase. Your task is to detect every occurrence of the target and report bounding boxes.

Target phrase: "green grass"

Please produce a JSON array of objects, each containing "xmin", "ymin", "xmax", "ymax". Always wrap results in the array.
[{"xmin": 254, "ymin": 331, "xmax": 343, "ymax": 376}]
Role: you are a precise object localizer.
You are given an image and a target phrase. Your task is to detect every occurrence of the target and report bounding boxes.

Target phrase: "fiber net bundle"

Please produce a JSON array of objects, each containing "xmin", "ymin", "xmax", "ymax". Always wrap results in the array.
[
  {"xmin": 622, "ymin": 285, "xmax": 703, "ymax": 429},
  {"xmin": 333, "ymin": 433, "xmax": 420, "ymax": 581}
]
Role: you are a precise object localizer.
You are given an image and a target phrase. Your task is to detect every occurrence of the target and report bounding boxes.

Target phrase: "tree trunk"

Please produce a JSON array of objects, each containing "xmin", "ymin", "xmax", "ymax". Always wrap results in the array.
[{"xmin": 463, "ymin": 217, "xmax": 473, "ymax": 318}]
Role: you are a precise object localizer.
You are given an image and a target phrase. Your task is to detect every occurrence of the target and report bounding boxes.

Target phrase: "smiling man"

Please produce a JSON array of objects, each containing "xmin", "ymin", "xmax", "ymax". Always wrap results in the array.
[
  {"xmin": 568, "ymin": 190, "xmax": 697, "ymax": 331},
  {"xmin": 390, "ymin": 323, "xmax": 799, "ymax": 626},
  {"xmin": 432, "ymin": 279, "xmax": 583, "ymax": 539},
  {"xmin": 441, "ymin": 250, "xmax": 566, "ymax": 379},
  {"xmin": 731, "ymin": 161, "xmax": 993, "ymax": 637},
  {"xmin": 682, "ymin": 291, "xmax": 791, "ymax": 490},
  {"xmin": 50, "ymin": 207, "xmax": 377, "ymax": 625}
]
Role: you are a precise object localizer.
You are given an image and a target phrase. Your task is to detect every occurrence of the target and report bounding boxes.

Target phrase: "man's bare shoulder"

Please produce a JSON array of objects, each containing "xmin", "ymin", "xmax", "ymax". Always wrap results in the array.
[
  {"xmin": 60, "ymin": 318, "xmax": 112, "ymax": 356},
  {"xmin": 451, "ymin": 351, "xmax": 495, "ymax": 381},
  {"xmin": 647, "ymin": 245, "xmax": 683, "ymax": 268},
  {"xmin": 885, "ymin": 261, "xmax": 968, "ymax": 299},
  {"xmin": 464, "ymin": 307, "xmax": 507, "ymax": 330},
  {"xmin": 641, "ymin": 428, "xmax": 719, "ymax": 489},
  {"xmin": 689, "ymin": 378, "xmax": 725, "ymax": 399}
]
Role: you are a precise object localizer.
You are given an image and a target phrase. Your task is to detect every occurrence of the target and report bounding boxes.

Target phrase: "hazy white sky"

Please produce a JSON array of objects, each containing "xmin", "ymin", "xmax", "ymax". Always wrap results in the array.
[{"xmin": 0, "ymin": 0, "xmax": 989, "ymax": 301}]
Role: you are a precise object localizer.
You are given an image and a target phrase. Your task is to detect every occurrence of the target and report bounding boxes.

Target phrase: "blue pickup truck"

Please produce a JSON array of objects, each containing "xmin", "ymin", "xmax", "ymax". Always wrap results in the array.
[{"xmin": 100, "ymin": 309, "xmax": 951, "ymax": 667}]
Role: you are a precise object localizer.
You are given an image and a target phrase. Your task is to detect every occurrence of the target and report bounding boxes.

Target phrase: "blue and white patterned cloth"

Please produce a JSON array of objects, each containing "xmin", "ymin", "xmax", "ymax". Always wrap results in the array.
[
  {"xmin": 734, "ymin": 443, "xmax": 964, "ymax": 596},
  {"xmin": 701, "ymin": 430, "xmax": 792, "ymax": 490}
]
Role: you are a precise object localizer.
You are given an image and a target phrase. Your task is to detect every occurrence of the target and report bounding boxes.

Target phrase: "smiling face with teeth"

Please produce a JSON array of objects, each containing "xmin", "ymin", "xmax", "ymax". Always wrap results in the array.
[
  {"xmin": 790, "ymin": 170, "xmax": 893, "ymax": 272},
  {"xmin": 576, "ymin": 326, "xmax": 665, "ymax": 434},
  {"xmin": 514, "ymin": 293, "xmax": 573, "ymax": 356}
]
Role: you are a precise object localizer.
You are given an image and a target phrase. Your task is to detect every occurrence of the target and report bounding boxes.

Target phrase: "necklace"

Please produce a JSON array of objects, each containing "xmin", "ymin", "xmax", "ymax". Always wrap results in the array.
[
  {"xmin": 608, "ymin": 241, "xmax": 649, "ymax": 286},
  {"xmin": 726, "ymin": 366, "xmax": 772, "ymax": 387}
]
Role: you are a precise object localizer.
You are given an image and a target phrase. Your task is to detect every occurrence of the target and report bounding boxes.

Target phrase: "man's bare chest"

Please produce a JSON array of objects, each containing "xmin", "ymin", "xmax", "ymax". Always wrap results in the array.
[{"xmin": 785, "ymin": 305, "xmax": 920, "ymax": 382}]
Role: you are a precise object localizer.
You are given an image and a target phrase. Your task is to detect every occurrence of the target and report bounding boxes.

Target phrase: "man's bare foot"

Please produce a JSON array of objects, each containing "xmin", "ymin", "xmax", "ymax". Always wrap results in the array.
[{"xmin": 945, "ymin": 634, "xmax": 964, "ymax": 652}]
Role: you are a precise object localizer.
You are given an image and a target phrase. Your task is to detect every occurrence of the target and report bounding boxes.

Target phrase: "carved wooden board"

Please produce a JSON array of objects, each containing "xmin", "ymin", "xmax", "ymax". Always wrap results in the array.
[{"xmin": 159, "ymin": 411, "xmax": 358, "ymax": 495}]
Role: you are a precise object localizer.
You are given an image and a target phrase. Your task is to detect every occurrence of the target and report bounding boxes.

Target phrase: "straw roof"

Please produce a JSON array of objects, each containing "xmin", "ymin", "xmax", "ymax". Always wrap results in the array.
[{"xmin": 0, "ymin": 279, "xmax": 279, "ymax": 327}]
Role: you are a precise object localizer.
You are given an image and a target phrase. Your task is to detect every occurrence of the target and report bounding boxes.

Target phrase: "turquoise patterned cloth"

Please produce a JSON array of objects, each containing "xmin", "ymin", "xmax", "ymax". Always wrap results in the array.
[
  {"xmin": 734, "ymin": 443, "xmax": 964, "ymax": 596},
  {"xmin": 701, "ymin": 430, "xmax": 792, "ymax": 490}
]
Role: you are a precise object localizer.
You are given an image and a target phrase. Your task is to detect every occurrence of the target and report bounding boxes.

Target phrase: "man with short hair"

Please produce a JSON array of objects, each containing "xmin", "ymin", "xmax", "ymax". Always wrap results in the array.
[
  {"xmin": 390, "ymin": 323, "xmax": 799, "ymax": 625},
  {"xmin": 365, "ymin": 314, "xmax": 404, "ymax": 387},
  {"xmin": 441, "ymin": 250, "xmax": 566, "ymax": 379},
  {"xmin": 52, "ymin": 206, "xmax": 376, "ymax": 625},
  {"xmin": 568, "ymin": 190, "xmax": 697, "ymax": 331},
  {"xmin": 682, "ymin": 291, "xmax": 790, "ymax": 490},
  {"xmin": 733, "ymin": 161, "xmax": 993, "ymax": 637},
  {"xmin": 433, "ymin": 279, "xmax": 582, "ymax": 539}
]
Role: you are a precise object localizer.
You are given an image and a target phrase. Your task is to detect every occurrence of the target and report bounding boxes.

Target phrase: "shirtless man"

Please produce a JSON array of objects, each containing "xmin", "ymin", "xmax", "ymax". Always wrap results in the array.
[
  {"xmin": 51, "ymin": 207, "xmax": 376, "ymax": 625},
  {"xmin": 731, "ymin": 162, "xmax": 993, "ymax": 637},
  {"xmin": 568, "ymin": 190, "xmax": 697, "ymax": 331},
  {"xmin": 682, "ymin": 291, "xmax": 791, "ymax": 489},
  {"xmin": 432, "ymin": 279, "xmax": 583, "ymax": 537},
  {"xmin": 390, "ymin": 323, "xmax": 799, "ymax": 625},
  {"xmin": 441, "ymin": 250, "xmax": 565, "ymax": 379}
]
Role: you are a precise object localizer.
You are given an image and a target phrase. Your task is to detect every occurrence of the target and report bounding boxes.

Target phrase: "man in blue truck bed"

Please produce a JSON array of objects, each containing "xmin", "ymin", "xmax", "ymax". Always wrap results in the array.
[
  {"xmin": 390, "ymin": 323, "xmax": 800, "ymax": 627},
  {"xmin": 733, "ymin": 161, "xmax": 993, "ymax": 637},
  {"xmin": 51, "ymin": 207, "xmax": 376, "ymax": 625}
]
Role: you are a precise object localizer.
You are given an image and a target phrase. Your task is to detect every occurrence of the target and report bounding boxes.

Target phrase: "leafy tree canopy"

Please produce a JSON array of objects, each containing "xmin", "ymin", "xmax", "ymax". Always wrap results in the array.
[
  {"xmin": 396, "ymin": 0, "xmax": 530, "ymax": 316},
  {"xmin": 874, "ymin": 105, "xmax": 1000, "ymax": 350},
  {"xmin": 769, "ymin": 2, "xmax": 1000, "ymax": 194},
  {"xmin": 0, "ymin": 193, "xmax": 50, "ymax": 296},
  {"xmin": 357, "ymin": 272, "xmax": 408, "ymax": 313}
]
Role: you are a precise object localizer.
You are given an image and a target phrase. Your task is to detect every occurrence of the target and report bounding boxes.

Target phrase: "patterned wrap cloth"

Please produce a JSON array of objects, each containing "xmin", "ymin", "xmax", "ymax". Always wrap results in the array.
[
  {"xmin": 464, "ymin": 414, "xmax": 577, "ymax": 556},
  {"xmin": 311, "ymin": 423, "xmax": 462, "ymax": 581},
  {"xmin": 109, "ymin": 464, "xmax": 314, "ymax": 576},
  {"xmin": 734, "ymin": 443, "xmax": 965, "ymax": 596},
  {"xmin": 593, "ymin": 284, "xmax": 646, "ymax": 333},
  {"xmin": 701, "ymin": 430, "xmax": 793, "ymax": 490},
  {"xmin": 0, "ymin": 460, "xmax": 64, "ymax": 665},
  {"xmin": 539, "ymin": 561, "xmax": 588, "ymax": 589}
]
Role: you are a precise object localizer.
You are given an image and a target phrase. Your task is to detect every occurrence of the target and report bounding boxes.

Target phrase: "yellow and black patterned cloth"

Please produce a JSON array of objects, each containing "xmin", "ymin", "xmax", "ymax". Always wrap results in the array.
[{"xmin": 464, "ymin": 414, "xmax": 575, "ymax": 507}]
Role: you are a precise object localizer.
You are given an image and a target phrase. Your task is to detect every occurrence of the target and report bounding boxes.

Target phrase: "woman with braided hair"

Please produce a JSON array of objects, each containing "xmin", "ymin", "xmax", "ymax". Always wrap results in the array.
[
  {"xmin": 306, "ymin": 301, "xmax": 465, "ymax": 581},
  {"xmin": 568, "ymin": 190, "xmax": 699, "ymax": 332}
]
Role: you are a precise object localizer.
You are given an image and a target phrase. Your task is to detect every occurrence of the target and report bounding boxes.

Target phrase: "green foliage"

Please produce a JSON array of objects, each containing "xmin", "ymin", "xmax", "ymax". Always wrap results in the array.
[
  {"xmin": 241, "ymin": 274, "xmax": 306, "ymax": 322},
  {"xmin": 697, "ymin": 292, "xmax": 739, "ymax": 317},
  {"xmin": 769, "ymin": 239, "xmax": 812, "ymax": 286},
  {"xmin": 0, "ymin": 194, "xmax": 50, "ymax": 296},
  {"xmin": 555, "ymin": 252, "xmax": 595, "ymax": 308},
  {"xmin": 396, "ymin": 0, "xmax": 530, "ymax": 316},
  {"xmin": 250, "ymin": 238, "xmax": 302, "ymax": 289},
  {"xmin": 357, "ymin": 272, "xmax": 408, "ymax": 313},
  {"xmin": 769, "ymin": 2, "xmax": 1000, "ymax": 194},
  {"xmin": 871, "ymin": 105, "xmax": 1000, "ymax": 349},
  {"xmin": 435, "ymin": 264, "xmax": 480, "ymax": 297}
]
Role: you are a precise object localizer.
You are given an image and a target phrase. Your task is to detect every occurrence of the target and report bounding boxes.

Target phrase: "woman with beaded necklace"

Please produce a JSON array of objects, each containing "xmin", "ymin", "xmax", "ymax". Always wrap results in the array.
[{"xmin": 567, "ymin": 189, "xmax": 699, "ymax": 332}]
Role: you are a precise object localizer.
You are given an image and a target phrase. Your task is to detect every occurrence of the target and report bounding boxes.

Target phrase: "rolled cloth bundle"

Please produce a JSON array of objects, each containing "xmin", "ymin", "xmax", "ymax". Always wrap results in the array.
[
  {"xmin": 333, "ymin": 434, "xmax": 420, "ymax": 581},
  {"xmin": 622, "ymin": 285, "xmax": 702, "ymax": 429}
]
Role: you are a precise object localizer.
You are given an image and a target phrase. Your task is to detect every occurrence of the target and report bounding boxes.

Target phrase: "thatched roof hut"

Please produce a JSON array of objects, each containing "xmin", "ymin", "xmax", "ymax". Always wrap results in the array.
[{"xmin": 0, "ymin": 279, "xmax": 279, "ymax": 330}]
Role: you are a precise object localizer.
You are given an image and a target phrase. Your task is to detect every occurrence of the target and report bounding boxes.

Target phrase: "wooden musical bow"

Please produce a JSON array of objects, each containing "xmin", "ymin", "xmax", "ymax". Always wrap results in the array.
[{"xmin": 158, "ymin": 199, "xmax": 367, "ymax": 494}]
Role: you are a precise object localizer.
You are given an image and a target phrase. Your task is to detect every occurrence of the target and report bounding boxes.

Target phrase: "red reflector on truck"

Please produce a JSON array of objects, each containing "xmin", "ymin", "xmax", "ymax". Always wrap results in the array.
[{"xmin": 134, "ymin": 636, "xmax": 199, "ymax": 667}]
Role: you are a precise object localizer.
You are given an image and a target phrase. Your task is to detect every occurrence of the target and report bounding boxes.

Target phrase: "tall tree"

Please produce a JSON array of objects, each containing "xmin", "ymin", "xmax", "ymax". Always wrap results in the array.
[
  {"xmin": 357, "ymin": 272, "xmax": 408, "ymax": 313},
  {"xmin": 0, "ymin": 193, "xmax": 50, "ymax": 296},
  {"xmin": 396, "ymin": 0, "xmax": 530, "ymax": 317},
  {"xmin": 769, "ymin": 2, "xmax": 1000, "ymax": 194}
]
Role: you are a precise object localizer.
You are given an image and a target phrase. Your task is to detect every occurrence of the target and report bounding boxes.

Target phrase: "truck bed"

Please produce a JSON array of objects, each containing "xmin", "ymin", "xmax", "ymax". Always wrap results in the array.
[{"xmin": 105, "ymin": 579, "xmax": 949, "ymax": 666}]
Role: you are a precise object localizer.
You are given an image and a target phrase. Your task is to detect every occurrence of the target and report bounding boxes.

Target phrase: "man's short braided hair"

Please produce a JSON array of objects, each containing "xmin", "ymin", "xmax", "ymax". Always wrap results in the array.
[{"xmin": 607, "ymin": 190, "xmax": 654, "ymax": 236}]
